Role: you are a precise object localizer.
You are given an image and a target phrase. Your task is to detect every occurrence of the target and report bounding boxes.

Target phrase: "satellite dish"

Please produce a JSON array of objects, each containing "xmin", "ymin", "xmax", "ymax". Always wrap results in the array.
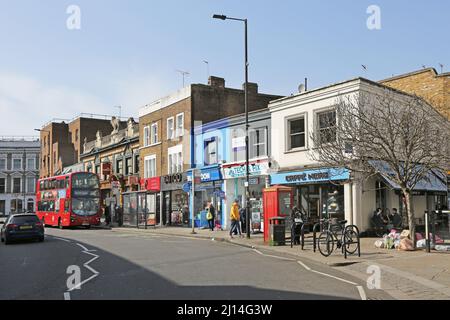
[{"xmin": 298, "ymin": 84, "xmax": 306, "ymax": 93}]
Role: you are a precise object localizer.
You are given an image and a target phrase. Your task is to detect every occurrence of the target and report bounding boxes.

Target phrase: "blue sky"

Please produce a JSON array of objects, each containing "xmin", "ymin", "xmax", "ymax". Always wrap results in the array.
[{"xmin": 0, "ymin": 0, "xmax": 449, "ymax": 136}]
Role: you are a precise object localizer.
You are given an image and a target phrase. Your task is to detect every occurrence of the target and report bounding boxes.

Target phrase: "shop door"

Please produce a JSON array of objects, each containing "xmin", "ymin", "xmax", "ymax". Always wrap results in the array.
[
  {"xmin": 163, "ymin": 192, "xmax": 170, "ymax": 226},
  {"xmin": 298, "ymin": 186, "xmax": 321, "ymax": 223}
]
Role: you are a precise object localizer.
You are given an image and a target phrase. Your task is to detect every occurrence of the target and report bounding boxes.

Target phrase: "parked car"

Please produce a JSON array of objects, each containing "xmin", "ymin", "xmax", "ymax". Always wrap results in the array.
[{"xmin": 1, "ymin": 214, "xmax": 45, "ymax": 245}]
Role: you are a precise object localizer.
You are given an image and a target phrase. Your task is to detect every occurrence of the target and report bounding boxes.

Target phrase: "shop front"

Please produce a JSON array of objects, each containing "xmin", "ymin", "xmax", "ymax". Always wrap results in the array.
[
  {"xmin": 121, "ymin": 177, "xmax": 160, "ymax": 228},
  {"xmin": 222, "ymin": 159, "xmax": 270, "ymax": 232},
  {"xmin": 270, "ymin": 168, "xmax": 350, "ymax": 226},
  {"xmin": 188, "ymin": 165, "xmax": 224, "ymax": 228},
  {"xmin": 161, "ymin": 173, "xmax": 189, "ymax": 227}
]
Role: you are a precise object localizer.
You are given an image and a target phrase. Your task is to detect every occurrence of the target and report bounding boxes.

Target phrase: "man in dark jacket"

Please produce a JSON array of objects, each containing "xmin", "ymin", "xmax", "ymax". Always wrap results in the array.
[{"xmin": 239, "ymin": 207, "xmax": 247, "ymax": 234}]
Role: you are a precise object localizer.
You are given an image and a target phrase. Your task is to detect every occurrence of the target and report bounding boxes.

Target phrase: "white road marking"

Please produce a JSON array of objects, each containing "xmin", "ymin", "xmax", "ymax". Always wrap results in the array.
[
  {"xmin": 297, "ymin": 260, "xmax": 367, "ymax": 300},
  {"xmin": 51, "ymin": 236, "xmax": 71, "ymax": 243},
  {"xmin": 64, "ymin": 292, "xmax": 71, "ymax": 300},
  {"xmin": 297, "ymin": 260, "xmax": 312, "ymax": 271},
  {"xmin": 252, "ymin": 249, "xmax": 296, "ymax": 261},
  {"xmin": 357, "ymin": 286, "xmax": 367, "ymax": 300}
]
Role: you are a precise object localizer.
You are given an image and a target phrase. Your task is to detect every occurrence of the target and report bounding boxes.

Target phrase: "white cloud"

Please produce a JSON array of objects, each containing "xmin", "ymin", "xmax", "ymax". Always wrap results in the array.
[{"xmin": 0, "ymin": 72, "xmax": 109, "ymax": 136}]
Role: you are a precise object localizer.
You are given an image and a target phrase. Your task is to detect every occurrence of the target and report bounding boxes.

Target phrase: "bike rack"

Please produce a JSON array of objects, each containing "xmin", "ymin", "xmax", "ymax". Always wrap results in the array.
[{"xmin": 343, "ymin": 225, "xmax": 361, "ymax": 259}]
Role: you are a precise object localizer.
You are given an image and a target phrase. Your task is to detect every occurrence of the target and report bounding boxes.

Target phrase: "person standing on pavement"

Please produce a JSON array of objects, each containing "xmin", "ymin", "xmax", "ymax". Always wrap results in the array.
[
  {"xmin": 206, "ymin": 201, "xmax": 216, "ymax": 231},
  {"xmin": 239, "ymin": 206, "xmax": 247, "ymax": 234},
  {"xmin": 229, "ymin": 199, "xmax": 242, "ymax": 239}
]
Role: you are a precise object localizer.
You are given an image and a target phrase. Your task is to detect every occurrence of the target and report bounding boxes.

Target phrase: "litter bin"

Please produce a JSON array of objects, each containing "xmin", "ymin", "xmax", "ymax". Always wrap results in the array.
[{"xmin": 269, "ymin": 217, "xmax": 286, "ymax": 246}]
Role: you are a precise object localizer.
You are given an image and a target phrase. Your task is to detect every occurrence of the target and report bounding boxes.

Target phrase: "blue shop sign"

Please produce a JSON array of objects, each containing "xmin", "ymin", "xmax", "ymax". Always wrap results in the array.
[
  {"xmin": 187, "ymin": 166, "xmax": 222, "ymax": 183},
  {"xmin": 270, "ymin": 168, "xmax": 350, "ymax": 185}
]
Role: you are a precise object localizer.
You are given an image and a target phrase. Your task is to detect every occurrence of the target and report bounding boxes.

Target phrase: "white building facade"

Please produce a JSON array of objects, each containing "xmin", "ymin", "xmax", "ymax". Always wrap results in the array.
[
  {"xmin": 0, "ymin": 138, "xmax": 40, "ymax": 216},
  {"xmin": 269, "ymin": 78, "xmax": 447, "ymax": 231}
]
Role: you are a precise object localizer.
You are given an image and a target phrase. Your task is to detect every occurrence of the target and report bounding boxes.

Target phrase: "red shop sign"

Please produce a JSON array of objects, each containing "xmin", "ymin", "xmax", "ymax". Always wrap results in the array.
[{"xmin": 140, "ymin": 177, "xmax": 161, "ymax": 192}]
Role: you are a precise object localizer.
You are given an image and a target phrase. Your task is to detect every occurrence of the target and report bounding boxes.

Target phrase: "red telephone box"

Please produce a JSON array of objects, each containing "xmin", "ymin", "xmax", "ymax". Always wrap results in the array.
[{"xmin": 263, "ymin": 185, "xmax": 294, "ymax": 242}]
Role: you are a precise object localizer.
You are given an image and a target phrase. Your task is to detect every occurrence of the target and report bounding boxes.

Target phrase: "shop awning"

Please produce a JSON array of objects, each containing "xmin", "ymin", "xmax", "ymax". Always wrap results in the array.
[{"xmin": 369, "ymin": 160, "xmax": 447, "ymax": 193}]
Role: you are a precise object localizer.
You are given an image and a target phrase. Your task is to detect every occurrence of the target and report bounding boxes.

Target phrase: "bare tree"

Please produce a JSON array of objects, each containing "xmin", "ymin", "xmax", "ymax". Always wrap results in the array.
[{"xmin": 310, "ymin": 88, "xmax": 450, "ymax": 245}]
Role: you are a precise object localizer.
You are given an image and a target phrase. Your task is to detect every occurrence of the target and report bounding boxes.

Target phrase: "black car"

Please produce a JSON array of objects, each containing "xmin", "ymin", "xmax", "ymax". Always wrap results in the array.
[{"xmin": 0, "ymin": 214, "xmax": 45, "ymax": 245}]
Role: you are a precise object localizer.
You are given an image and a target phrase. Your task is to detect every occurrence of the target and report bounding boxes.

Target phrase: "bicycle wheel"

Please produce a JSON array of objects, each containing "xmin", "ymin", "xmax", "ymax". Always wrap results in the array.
[
  {"xmin": 317, "ymin": 230, "xmax": 335, "ymax": 257},
  {"xmin": 344, "ymin": 227, "xmax": 359, "ymax": 255}
]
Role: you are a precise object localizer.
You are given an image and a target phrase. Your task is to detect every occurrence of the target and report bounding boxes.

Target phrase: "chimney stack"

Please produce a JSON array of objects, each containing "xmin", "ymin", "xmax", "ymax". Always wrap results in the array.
[{"xmin": 208, "ymin": 76, "xmax": 225, "ymax": 88}]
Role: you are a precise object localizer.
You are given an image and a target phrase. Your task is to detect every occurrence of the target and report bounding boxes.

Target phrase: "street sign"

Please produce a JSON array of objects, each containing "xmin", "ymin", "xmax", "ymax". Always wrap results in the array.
[{"xmin": 182, "ymin": 183, "xmax": 191, "ymax": 193}]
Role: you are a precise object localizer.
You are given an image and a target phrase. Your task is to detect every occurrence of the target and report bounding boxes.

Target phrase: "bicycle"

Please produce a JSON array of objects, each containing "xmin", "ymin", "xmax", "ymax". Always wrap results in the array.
[{"xmin": 317, "ymin": 218, "xmax": 360, "ymax": 258}]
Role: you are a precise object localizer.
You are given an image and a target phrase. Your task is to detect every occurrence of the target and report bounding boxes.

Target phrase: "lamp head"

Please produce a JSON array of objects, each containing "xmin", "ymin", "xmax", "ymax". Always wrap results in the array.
[{"xmin": 213, "ymin": 14, "xmax": 227, "ymax": 20}]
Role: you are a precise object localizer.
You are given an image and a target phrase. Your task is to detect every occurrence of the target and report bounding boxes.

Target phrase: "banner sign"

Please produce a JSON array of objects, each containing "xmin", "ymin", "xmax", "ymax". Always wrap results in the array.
[
  {"xmin": 222, "ymin": 161, "xmax": 269, "ymax": 179},
  {"xmin": 270, "ymin": 168, "xmax": 350, "ymax": 185}
]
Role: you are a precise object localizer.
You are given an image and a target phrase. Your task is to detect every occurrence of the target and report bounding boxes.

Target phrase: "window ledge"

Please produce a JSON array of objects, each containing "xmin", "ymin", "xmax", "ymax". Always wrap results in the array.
[
  {"xmin": 284, "ymin": 147, "xmax": 308, "ymax": 154},
  {"xmin": 139, "ymin": 142, "xmax": 162, "ymax": 150}
]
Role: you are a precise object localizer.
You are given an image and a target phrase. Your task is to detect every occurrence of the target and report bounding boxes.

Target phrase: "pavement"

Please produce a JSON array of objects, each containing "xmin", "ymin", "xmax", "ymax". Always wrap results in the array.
[
  {"xmin": 110, "ymin": 225, "xmax": 450, "ymax": 300},
  {"xmin": 0, "ymin": 227, "xmax": 391, "ymax": 300}
]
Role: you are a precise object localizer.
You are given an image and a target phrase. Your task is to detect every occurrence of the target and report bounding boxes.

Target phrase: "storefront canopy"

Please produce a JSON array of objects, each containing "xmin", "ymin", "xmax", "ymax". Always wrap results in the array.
[{"xmin": 369, "ymin": 160, "xmax": 447, "ymax": 193}]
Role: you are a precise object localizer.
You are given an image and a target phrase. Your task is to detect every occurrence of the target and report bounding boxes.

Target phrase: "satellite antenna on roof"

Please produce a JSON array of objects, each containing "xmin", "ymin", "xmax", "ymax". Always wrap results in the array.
[{"xmin": 298, "ymin": 84, "xmax": 306, "ymax": 93}]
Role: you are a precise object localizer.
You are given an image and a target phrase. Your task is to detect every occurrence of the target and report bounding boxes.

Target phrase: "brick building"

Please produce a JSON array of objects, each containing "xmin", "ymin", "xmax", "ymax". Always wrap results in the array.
[
  {"xmin": 380, "ymin": 68, "xmax": 450, "ymax": 120},
  {"xmin": 80, "ymin": 118, "xmax": 140, "ymax": 225},
  {"xmin": 38, "ymin": 115, "xmax": 126, "ymax": 178},
  {"xmin": 136, "ymin": 76, "xmax": 282, "ymax": 227}
]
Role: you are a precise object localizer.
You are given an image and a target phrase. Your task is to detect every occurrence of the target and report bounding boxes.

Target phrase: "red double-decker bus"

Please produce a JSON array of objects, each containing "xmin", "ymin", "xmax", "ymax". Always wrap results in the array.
[{"xmin": 36, "ymin": 172, "xmax": 101, "ymax": 228}]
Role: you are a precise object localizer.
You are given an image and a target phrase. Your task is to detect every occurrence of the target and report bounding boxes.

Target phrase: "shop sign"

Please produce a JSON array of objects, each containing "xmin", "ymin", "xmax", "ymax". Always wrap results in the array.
[
  {"xmin": 164, "ymin": 173, "xmax": 184, "ymax": 184},
  {"xmin": 102, "ymin": 163, "xmax": 111, "ymax": 175},
  {"xmin": 140, "ymin": 177, "xmax": 161, "ymax": 192},
  {"xmin": 270, "ymin": 168, "xmax": 350, "ymax": 185},
  {"xmin": 187, "ymin": 167, "xmax": 221, "ymax": 183},
  {"xmin": 223, "ymin": 161, "xmax": 269, "ymax": 179},
  {"xmin": 128, "ymin": 175, "xmax": 139, "ymax": 186}
]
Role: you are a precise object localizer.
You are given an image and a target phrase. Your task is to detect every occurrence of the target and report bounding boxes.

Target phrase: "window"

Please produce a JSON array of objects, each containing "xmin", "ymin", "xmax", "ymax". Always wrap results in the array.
[
  {"xmin": 125, "ymin": 157, "xmax": 132, "ymax": 175},
  {"xmin": 134, "ymin": 155, "xmax": 139, "ymax": 174},
  {"xmin": 13, "ymin": 178, "xmax": 21, "ymax": 193},
  {"xmin": 27, "ymin": 158, "xmax": 36, "ymax": 170},
  {"xmin": 250, "ymin": 127, "xmax": 267, "ymax": 159},
  {"xmin": 167, "ymin": 117, "xmax": 175, "ymax": 140},
  {"xmin": 0, "ymin": 178, "xmax": 5, "ymax": 194},
  {"xmin": 0, "ymin": 200, "xmax": 5, "ymax": 215},
  {"xmin": 116, "ymin": 159, "xmax": 123, "ymax": 175},
  {"xmin": 288, "ymin": 117, "xmax": 306, "ymax": 150},
  {"xmin": 144, "ymin": 155, "xmax": 156, "ymax": 178},
  {"xmin": 143, "ymin": 125, "xmax": 150, "ymax": 146},
  {"xmin": 168, "ymin": 145, "xmax": 183, "ymax": 174},
  {"xmin": 0, "ymin": 158, "xmax": 6, "ymax": 170},
  {"xmin": 176, "ymin": 113, "xmax": 184, "ymax": 137},
  {"xmin": 27, "ymin": 177, "xmax": 36, "ymax": 193},
  {"xmin": 27, "ymin": 199, "xmax": 34, "ymax": 212},
  {"xmin": 317, "ymin": 110, "xmax": 337, "ymax": 144},
  {"xmin": 151, "ymin": 123, "xmax": 158, "ymax": 144},
  {"xmin": 204, "ymin": 138, "xmax": 217, "ymax": 165},
  {"xmin": 13, "ymin": 158, "xmax": 22, "ymax": 170}
]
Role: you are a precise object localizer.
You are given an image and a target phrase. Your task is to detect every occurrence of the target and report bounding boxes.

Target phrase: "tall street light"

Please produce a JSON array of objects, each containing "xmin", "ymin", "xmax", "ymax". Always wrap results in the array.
[{"xmin": 213, "ymin": 14, "xmax": 251, "ymax": 239}]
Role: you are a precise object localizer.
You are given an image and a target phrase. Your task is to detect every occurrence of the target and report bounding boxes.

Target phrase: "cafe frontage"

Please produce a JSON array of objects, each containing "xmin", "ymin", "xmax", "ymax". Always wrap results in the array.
[{"xmin": 270, "ymin": 167, "xmax": 350, "ymax": 227}]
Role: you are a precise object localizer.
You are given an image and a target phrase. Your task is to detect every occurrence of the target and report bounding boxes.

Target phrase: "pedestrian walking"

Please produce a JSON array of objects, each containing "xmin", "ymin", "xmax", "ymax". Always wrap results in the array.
[
  {"xmin": 229, "ymin": 199, "xmax": 243, "ymax": 239},
  {"xmin": 239, "ymin": 206, "xmax": 247, "ymax": 234},
  {"xmin": 104, "ymin": 205, "xmax": 111, "ymax": 226},
  {"xmin": 206, "ymin": 201, "xmax": 216, "ymax": 231}
]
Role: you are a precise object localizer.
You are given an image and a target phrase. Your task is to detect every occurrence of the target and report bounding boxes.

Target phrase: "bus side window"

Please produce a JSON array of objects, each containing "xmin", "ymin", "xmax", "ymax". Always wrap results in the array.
[{"xmin": 65, "ymin": 199, "xmax": 71, "ymax": 212}]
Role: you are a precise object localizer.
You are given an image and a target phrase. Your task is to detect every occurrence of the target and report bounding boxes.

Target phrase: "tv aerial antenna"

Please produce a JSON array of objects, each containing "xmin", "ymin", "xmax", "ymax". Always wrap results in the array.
[{"xmin": 176, "ymin": 70, "xmax": 190, "ymax": 87}]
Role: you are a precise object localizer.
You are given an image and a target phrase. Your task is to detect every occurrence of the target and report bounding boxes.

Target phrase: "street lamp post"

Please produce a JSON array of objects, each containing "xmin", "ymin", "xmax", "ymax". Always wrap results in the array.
[{"xmin": 213, "ymin": 14, "xmax": 251, "ymax": 239}]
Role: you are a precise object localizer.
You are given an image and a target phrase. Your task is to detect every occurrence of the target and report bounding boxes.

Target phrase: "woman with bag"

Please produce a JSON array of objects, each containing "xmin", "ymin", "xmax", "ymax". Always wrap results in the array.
[{"xmin": 206, "ymin": 201, "xmax": 215, "ymax": 231}]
